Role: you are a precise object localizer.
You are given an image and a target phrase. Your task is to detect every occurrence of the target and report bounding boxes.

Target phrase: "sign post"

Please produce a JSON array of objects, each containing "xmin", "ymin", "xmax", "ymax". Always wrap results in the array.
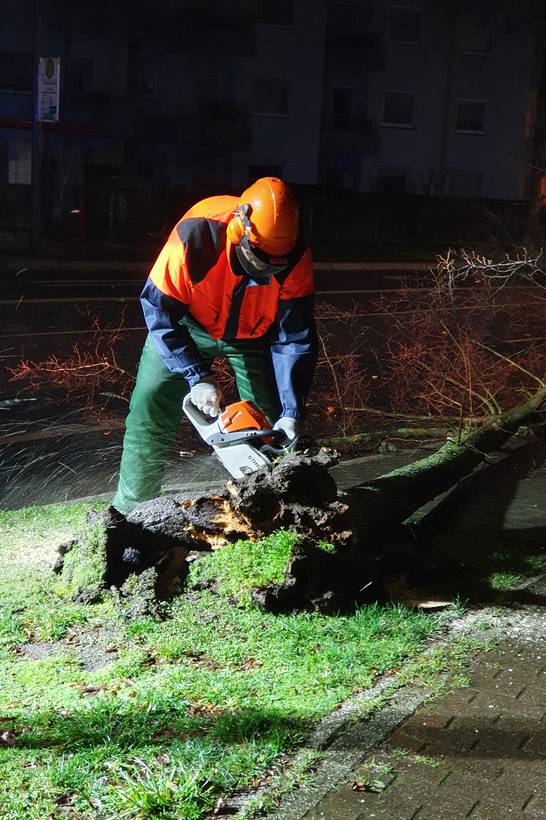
[
  {"xmin": 31, "ymin": 53, "xmax": 61, "ymax": 252},
  {"xmin": 31, "ymin": 0, "xmax": 62, "ymax": 253},
  {"xmin": 38, "ymin": 57, "xmax": 61, "ymax": 122},
  {"xmin": 30, "ymin": 0, "xmax": 43, "ymax": 254}
]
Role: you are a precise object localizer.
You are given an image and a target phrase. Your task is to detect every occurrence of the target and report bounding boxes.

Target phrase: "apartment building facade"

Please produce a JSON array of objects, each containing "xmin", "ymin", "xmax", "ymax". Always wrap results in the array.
[
  {"xmin": 0, "ymin": 0, "xmax": 542, "ymax": 238},
  {"xmin": 321, "ymin": 0, "xmax": 541, "ymax": 199}
]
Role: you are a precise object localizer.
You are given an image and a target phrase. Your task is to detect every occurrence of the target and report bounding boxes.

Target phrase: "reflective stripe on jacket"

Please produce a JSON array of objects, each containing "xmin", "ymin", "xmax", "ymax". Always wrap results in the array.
[{"xmin": 140, "ymin": 194, "xmax": 317, "ymax": 418}]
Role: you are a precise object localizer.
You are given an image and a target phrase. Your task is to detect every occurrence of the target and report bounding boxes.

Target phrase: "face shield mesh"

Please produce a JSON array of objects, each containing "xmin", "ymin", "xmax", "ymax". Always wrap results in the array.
[{"xmin": 235, "ymin": 239, "xmax": 290, "ymax": 279}]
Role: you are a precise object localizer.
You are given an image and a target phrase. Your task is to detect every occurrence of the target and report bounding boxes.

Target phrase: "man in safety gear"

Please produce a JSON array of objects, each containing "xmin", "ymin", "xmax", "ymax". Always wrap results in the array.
[{"xmin": 112, "ymin": 177, "xmax": 317, "ymax": 514}]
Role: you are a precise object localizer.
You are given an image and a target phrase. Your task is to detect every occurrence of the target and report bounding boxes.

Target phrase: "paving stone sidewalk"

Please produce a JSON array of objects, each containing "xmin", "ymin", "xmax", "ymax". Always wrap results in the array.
[
  {"xmin": 260, "ymin": 443, "xmax": 546, "ymax": 820},
  {"xmin": 304, "ymin": 638, "xmax": 546, "ymax": 819}
]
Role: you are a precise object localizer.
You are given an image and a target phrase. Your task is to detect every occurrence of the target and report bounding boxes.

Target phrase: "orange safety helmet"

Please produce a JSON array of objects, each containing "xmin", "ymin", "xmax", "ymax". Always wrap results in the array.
[{"xmin": 227, "ymin": 177, "xmax": 299, "ymax": 257}]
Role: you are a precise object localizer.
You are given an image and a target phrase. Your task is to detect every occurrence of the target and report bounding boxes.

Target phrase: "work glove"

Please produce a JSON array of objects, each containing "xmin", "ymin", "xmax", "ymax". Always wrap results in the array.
[
  {"xmin": 273, "ymin": 416, "xmax": 300, "ymax": 443},
  {"xmin": 190, "ymin": 376, "xmax": 222, "ymax": 417}
]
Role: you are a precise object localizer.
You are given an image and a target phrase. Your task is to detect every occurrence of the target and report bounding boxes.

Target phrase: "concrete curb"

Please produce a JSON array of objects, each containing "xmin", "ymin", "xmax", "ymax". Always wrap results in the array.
[
  {"xmin": 268, "ymin": 683, "xmax": 429, "ymax": 820},
  {"xmin": 233, "ymin": 608, "xmax": 546, "ymax": 819}
]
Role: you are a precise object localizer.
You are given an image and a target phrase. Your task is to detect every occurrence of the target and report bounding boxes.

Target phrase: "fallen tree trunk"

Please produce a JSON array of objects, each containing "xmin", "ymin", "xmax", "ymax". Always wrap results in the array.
[
  {"xmin": 317, "ymin": 427, "xmax": 449, "ymax": 449},
  {"xmin": 58, "ymin": 387, "xmax": 546, "ymax": 613},
  {"xmin": 346, "ymin": 385, "xmax": 546, "ymax": 539}
]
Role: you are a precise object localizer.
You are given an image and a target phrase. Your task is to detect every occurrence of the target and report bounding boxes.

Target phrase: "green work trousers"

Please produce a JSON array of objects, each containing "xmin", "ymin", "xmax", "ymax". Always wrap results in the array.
[{"xmin": 112, "ymin": 323, "xmax": 279, "ymax": 514}]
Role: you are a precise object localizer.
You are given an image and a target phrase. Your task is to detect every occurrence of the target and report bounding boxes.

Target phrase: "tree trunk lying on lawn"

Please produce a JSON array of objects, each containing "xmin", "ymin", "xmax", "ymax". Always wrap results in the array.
[{"xmin": 58, "ymin": 386, "xmax": 546, "ymax": 613}]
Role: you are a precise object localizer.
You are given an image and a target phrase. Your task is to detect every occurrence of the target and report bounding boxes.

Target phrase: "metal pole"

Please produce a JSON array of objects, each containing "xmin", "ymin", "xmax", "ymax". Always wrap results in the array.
[
  {"xmin": 30, "ymin": 0, "xmax": 43, "ymax": 254},
  {"xmin": 437, "ymin": 0, "xmax": 460, "ymax": 197}
]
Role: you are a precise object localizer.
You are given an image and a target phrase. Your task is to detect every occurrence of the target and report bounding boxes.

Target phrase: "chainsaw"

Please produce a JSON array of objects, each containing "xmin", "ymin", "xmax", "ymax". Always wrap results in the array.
[{"xmin": 182, "ymin": 395, "xmax": 298, "ymax": 479}]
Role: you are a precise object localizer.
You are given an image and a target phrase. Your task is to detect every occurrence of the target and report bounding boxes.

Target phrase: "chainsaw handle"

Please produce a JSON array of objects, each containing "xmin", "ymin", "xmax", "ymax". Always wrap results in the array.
[
  {"xmin": 260, "ymin": 435, "xmax": 302, "ymax": 458},
  {"xmin": 182, "ymin": 393, "xmax": 220, "ymax": 441}
]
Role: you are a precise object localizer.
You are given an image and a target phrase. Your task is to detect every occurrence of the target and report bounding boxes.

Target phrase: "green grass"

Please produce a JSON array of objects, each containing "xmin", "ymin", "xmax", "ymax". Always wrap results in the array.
[
  {"xmin": 0, "ymin": 502, "xmax": 446, "ymax": 819},
  {"xmin": 526, "ymin": 554, "xmax": 546, "ymax": 572},
  {"xmin": 488, "ymin": 571, "xmax": 525, "ymax": 591},
  {"xmin": 188, "ymin": 529, "xmax": 297, "ymax": 606}
]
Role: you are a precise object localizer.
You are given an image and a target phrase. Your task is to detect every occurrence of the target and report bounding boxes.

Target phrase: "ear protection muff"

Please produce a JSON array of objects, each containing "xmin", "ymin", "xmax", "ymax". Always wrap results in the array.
[{"xmin": 226, "ymin": 204, "xmax": 252, "ymax": 246}]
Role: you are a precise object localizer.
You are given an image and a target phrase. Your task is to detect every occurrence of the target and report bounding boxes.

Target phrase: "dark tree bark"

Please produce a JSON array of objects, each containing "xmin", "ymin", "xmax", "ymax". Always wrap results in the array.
[{"xmin": 526, "ymin": 2, "xmax": 546, "ymax": 239}]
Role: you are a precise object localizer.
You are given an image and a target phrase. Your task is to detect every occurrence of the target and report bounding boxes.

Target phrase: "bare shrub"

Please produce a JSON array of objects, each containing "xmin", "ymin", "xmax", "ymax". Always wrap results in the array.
[
  {"xmin": 375, "ymin": 248, "xmax": 546, "ymax": 422},
  {"xmin": 310, "ymin": 302, "xmax": 371, "ymax": 436},
  {"xmin": 9, "ymin": 308, "xmax": 135, "ymax": 415}
]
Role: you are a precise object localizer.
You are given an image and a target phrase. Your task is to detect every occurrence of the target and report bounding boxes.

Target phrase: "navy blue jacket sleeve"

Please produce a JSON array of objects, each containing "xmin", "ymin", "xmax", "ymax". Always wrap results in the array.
[
  {"xmin": 271, "ymin": 293, "xmax": 317, "ymax": 419},
  {"xmin": 140, "ymin": 277, "xmax": 210, "ymax": 387}
]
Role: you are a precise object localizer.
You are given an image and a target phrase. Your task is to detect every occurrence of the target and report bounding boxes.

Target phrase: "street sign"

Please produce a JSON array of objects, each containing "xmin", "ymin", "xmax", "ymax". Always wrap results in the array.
[{"xmin": 38, "ymin": 57, "xmax": 60, "ymax": 122}]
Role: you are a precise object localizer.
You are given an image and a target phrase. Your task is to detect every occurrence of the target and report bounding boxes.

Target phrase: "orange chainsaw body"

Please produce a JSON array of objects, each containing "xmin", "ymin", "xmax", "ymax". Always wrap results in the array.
[{"xmin": 219, "ymin": 401, "xmax": 273, "ymax": 443}]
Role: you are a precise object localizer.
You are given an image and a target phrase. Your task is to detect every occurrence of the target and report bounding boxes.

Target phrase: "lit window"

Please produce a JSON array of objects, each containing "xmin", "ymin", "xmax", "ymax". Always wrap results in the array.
[
  {"xmin": 455, "ymin": 100, "xmax": 485, "ymax": 133},
  {"xmin": 256, "ymin": 0, "xmax": 293, "ymax": 26},
  {"xmin": 252, "ymin": 78, "xmax": 289, "ymax": 116},
  {"xmin": 388, "ymin": 6, "xmax": 421, "ymax": 44},
  {"xmin": 382, "ymin": 91, "xmax": 415, "ymax": 126}
]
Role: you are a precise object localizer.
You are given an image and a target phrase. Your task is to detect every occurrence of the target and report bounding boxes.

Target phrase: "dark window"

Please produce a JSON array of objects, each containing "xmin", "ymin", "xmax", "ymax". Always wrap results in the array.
[
  {"xmin": 248, "ymin": 163, "xmax": 283, "ymax": 181},
  {"xmin": 460, "ymin": 4, "xmax": 496, "ymax": 54},
  {"xmin": 461, "ymin": 24, "xmax": 491, "ymax": 55},
  {"xmin": 382, "ymin": 91, "xmax": 414, "ymax": 126},
  {"xmin": 8, "ymin": 139, "xmax": 31, "ymax": 184},
  {"xmin": 256, "ymin": 0, "xmax": 293, "ymax": 26},
  {"xmin": 455, "ymin": 100, "xmax": 485, "ymax": 133},
  {"xmin": 0, "ymin": 52, "xmax": 33, "ymax": 92},
  {"xmin": 139, "ymin": 65, "xmax": 161, "ymax": 98},
  {"xmin": 376, "ymin": 167, "xmax": 410, "ymax": 194},
  {"xmin": 67, "ymin": 57, "xmax": 93, "ymax": 101},
  {"xmin": 142, "ymin": 78, "xmax": 156, "ymax": 96},
  {"xmin": 252, "ymin": 77, "xmax": 289, "ymax": 116},
  {"xmin": 327, "ymin": 3, "xmax": 373, "ymax": 42},
  {"xmin": 388, "ymin": 6, "xmax": 421, "ymax": 44},
  {"xmin": 197, "ymin": 74, "xmax": 218, "ymax": 103},
  {"xmin": 332, "ymin": 87, "xmax": 352, "ymax": 129}
]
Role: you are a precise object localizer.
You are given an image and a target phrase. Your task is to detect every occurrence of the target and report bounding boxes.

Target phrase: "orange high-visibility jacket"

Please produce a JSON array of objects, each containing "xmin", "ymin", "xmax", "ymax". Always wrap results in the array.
[{"xmin": 140, "ymin": 195, "xmax": 317, "ymax": 418}]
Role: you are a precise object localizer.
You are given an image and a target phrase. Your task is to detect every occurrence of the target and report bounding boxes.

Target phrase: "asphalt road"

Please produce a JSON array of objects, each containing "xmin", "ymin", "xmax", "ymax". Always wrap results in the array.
[
  {"xmin": 0, "ymin": 262, "xmax": 429, "ymax": 509},
  {"xmin": 0, "ymin": 262, "xmax": 429, "ymax": 365}
]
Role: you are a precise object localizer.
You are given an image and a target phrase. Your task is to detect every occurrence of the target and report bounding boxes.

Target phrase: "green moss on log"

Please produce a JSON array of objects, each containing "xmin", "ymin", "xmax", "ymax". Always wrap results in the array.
[
  {"xmin": 318, "ymin": 427, "xmax": 448, "ymax": 448},
  {"xmin": 60, "ymin": 523, "xmax": 107, "ymax": 598}
]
